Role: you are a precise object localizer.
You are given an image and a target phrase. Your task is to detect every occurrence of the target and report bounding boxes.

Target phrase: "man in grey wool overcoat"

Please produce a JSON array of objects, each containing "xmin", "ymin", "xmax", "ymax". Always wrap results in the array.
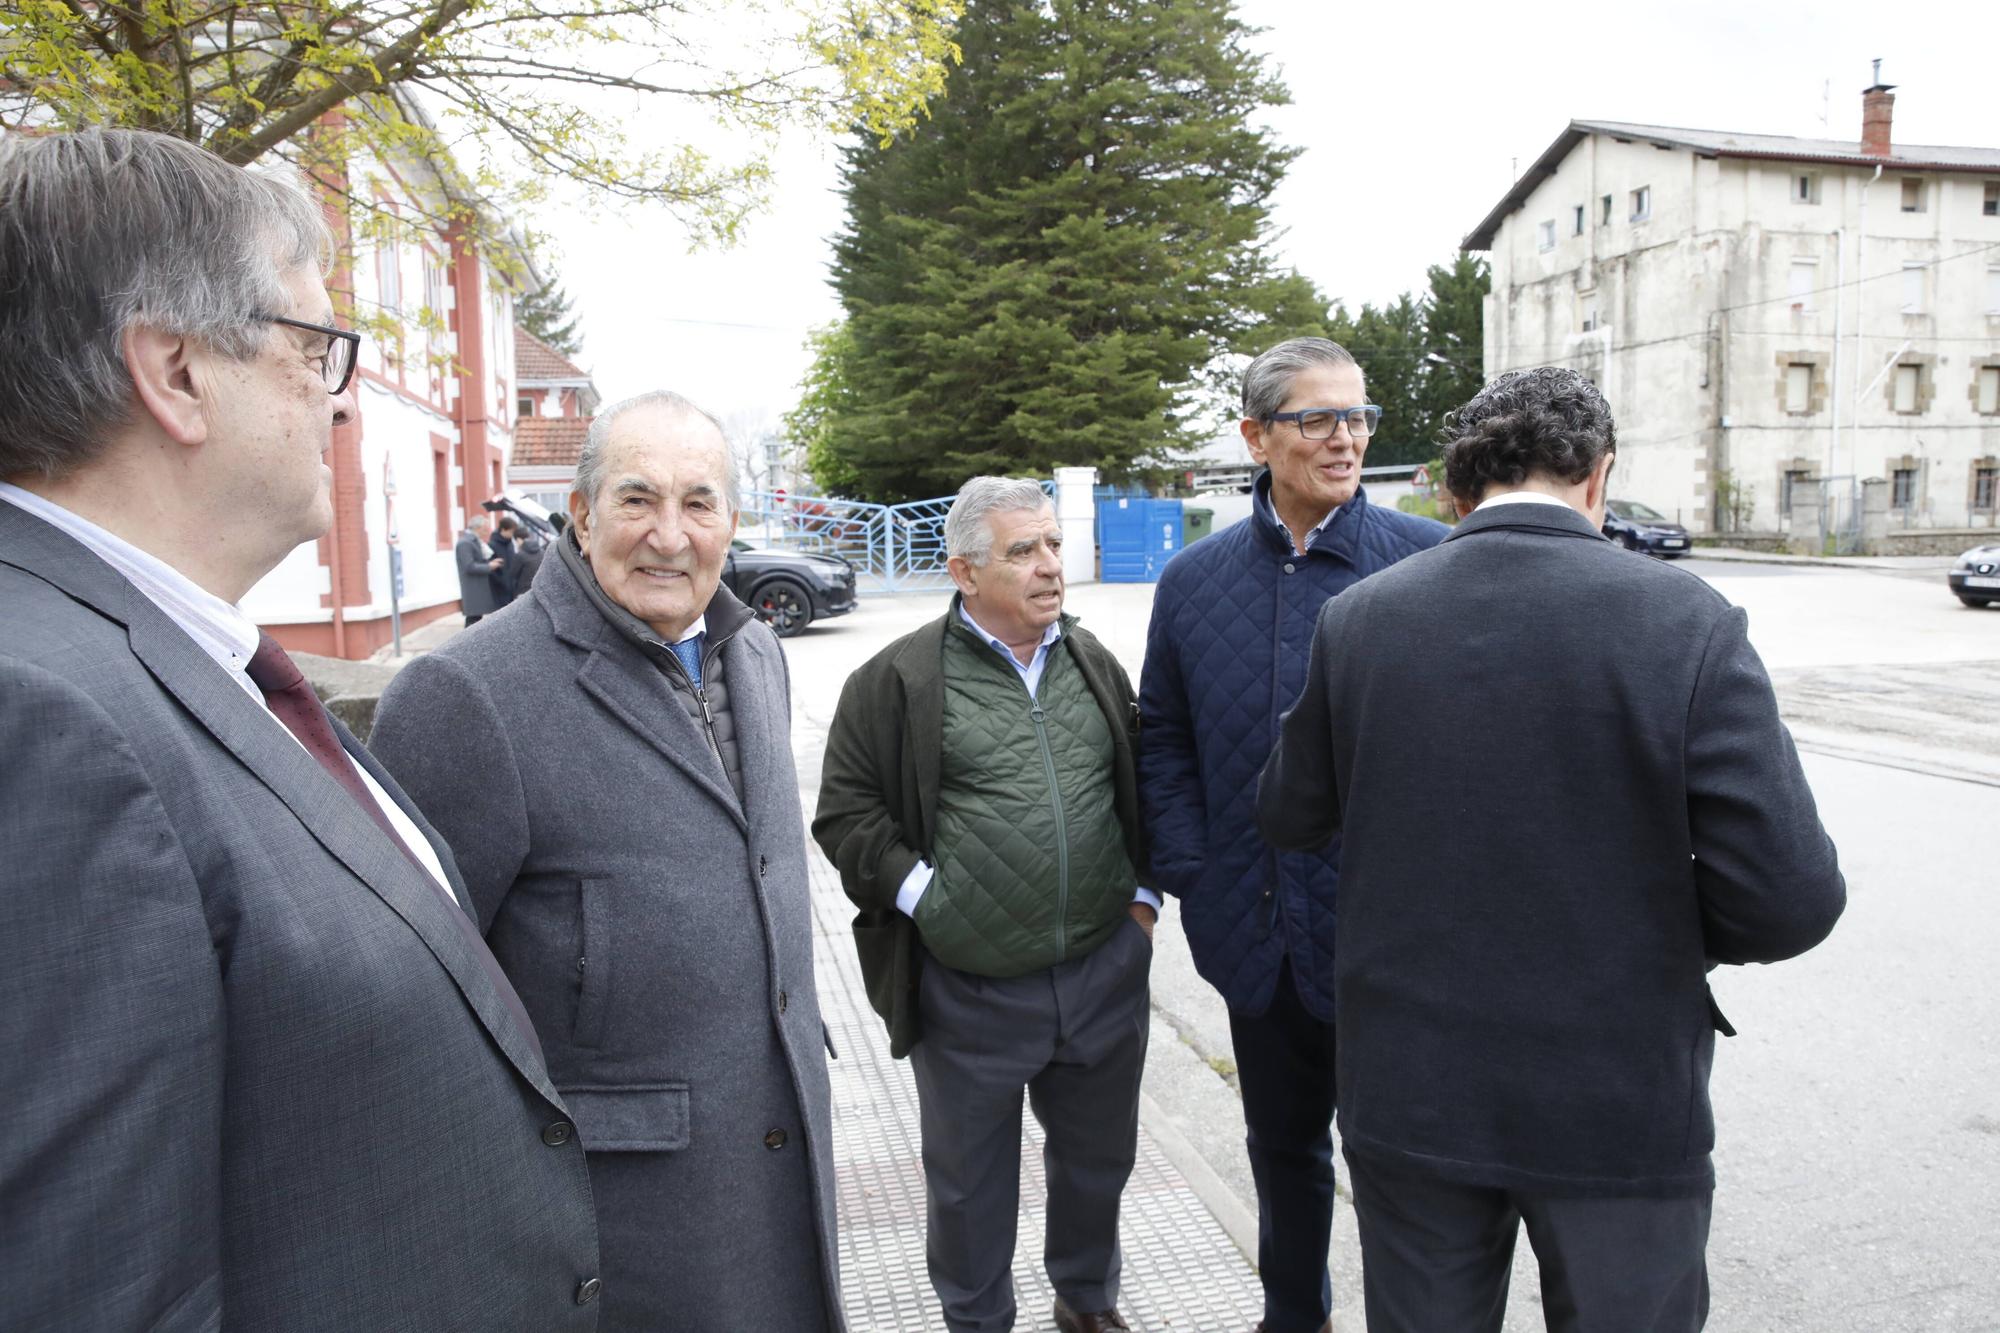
[{"xmin": 372, "ymin": 391, "xmax": 843, "ymax": 1331}]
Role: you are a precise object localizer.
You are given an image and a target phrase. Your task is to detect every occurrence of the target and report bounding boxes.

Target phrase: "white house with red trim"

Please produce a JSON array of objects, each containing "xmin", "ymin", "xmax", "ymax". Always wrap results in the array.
[
  {"xmin": 241, "ymin": 164, "xmax": 528, "ymax": 659},
  {"xmin": 509, "ymin": 328, "xmax": 600, "ymax": 515}
]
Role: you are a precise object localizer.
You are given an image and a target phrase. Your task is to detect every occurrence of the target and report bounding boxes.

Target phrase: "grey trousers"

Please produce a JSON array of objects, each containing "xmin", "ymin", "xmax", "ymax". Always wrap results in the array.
[{"xmin": 908, "ymin": 918, "xmax": 1153, "ymax": 1333}]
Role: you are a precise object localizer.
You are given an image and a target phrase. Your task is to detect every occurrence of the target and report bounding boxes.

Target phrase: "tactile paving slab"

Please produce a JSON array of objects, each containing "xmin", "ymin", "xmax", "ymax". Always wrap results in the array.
[{"xmin": 807, "ymin": 830, "xmax": 1264, "ymax": 1332}]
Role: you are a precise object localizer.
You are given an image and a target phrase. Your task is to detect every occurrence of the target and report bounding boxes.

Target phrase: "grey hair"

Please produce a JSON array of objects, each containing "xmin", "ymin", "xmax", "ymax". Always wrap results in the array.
[
  {"xmin": 0, "ymin": 127, "xmax": 332, "ymax": 480},
  {"xmin": 1241, "ymin": 337, "xmax": 1361, "ymax": 422},
  {"xmin": 574, "ymin": 390, "xmax": 737, "ymax": 515},
  {"xmin": 944, "ymin": 476, "xmax": 1051, "ymax": 565}
]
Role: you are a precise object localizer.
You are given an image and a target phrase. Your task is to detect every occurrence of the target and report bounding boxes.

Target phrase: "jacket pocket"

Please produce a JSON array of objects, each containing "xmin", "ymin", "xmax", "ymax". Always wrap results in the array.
[
  {"xmin": 573, "ymin": 877, "xmax": 612, "ymax": 1049},
  {"xmin": 1706, "ymin": 986, "xmax": 1737, "ymax": 1037},
  {"xmin": 559, "ymin": 1083, "xmax": 691, "ymax": 1153}
]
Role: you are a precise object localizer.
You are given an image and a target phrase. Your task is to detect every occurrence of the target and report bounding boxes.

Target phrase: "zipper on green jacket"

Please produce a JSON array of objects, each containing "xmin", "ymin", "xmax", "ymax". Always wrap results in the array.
[{"xmin": 1028, "ymin": 696, "xmax": 1070, "ymax": 960}]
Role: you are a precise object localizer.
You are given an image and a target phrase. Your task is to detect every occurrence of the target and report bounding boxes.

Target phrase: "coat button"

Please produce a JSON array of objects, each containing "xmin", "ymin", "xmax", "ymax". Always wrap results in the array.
[
  {"xmin": 542, "ymin": 1120, "xmax": 574, "ymax": 1147},
  {"xmin": 575, "ymin": 1278, "xmax": 601, "ymax": 1306},
  {"xmin": 779, "ymin": 989, "xmax": 789, "ymax": 1013},
  {"xmin": 1283, "ymin": 562, "xmax": 1296, "ymax": 574},
  {"xmin": 764, "ymin": 1128, "xmax": 788, "ymax": 1150}
]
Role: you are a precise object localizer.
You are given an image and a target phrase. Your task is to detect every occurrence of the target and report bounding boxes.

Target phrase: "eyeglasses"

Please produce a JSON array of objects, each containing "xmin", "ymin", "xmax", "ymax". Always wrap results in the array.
[
  {"xmin": 1264, "ymin": 404, "xmax": 1381, "ymax": 440},
  {"xmin": 254, "ymin": 314, "xmax": 361, "ymax": 395}
]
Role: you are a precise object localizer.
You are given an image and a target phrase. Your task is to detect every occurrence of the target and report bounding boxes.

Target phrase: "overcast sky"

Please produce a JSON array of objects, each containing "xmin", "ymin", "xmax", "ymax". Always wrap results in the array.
[{"xmin": 542, "ymin": 0, "xmax": 1995, "ymax": 438}]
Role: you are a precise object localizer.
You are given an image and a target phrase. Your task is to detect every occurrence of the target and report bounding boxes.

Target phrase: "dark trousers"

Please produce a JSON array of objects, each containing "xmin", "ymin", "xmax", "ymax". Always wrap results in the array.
[
  {"xmin": 907, "ymin": 920, "xmax": 1153, "ymax": 1332},
  {"xmin": 1228, "ymin": 958, "xmax": 1338, "ymax": 1333},
  {"xmin": 1344, "ymin": 1149, "xmax": 1713, "ymax": 1333}
]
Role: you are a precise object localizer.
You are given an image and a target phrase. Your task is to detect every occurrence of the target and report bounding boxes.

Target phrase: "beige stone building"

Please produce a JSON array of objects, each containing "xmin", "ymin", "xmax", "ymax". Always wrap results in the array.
[{"xmin": 1463, "ymin": 78, "xmax": 2000, "ymax": 543}]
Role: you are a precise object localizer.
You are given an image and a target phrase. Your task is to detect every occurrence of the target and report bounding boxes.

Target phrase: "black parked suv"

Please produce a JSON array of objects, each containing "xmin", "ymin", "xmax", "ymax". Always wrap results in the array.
[
  {"xmin": 724, "ymin": 540, "xmax": 857, "ymax": 637},
  {"xmin": 1602, "ymin": 499, "xmax": 1690, "ymax": 558}
]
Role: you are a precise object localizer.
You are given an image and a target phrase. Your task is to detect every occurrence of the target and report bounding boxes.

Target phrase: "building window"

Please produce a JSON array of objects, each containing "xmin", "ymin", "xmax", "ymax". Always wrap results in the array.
[
  {"xmin": 431, "ymin": 438, "xmax": 452, "ymax": 549},
  {"xmin": 1629, "ymin": 186, "xmax": 1651, "ymax": 221},
  {"xmin": 1891, "ymin": 467, "xmax": 1917, "ymax": 510},
  {"xmin": 1788, "ymin": 259, "xmax": 1818, "ymax": 312},
  {"xmin": 1900, "ymin": 177, "xmax": 1924, "ymax": 213},
  {"xmin": 1987, "ymin": 267, "xmax": 2000, "ymax": 314},
  {"xmin": 1784, "ymin": 363, "xmax": 1814, "ymax": 414},
  {"xmin": 1536, "ymin": 219, "xmax": 1556, "ymax": 252},
  {"xmin": 1986, "ymin": 182, "xmax": 2000, "ymax": 217},
  {"xmin": 1780, "ymin": 468, "xmax": 1813, "ymax": 518},
  {"xmin": 377, "ymin": 239, "xmax": 402, "ymax": 314},
  {"xmin": 518, "ymin": 395, "xmax": 535, "ymax": 418},
  {"xmin": 1902, "ymin": 264, "xmax": 1926, "ymax": 314},
  {"xmin": 1572, "ymin": 205, "xmax": 1585, "ymax": 236},
  {"xmin": 1978, "ymin": 367, "xmax": 2000, "ymax": 416},
  {"xmin": 1975, "ymin": 465, "xmax": 1998, "ymax": 512},
  {"xmin": 1794, "ymin": 173, "xmax": 1821, "ymax": 204},
  {"xmin": 1600, "ymin": 194, "xmax": 1613, "ymax": 226},
  {"xmin": 1893, "ymin": 364, "xmax": 1922, "ymax": 414}
]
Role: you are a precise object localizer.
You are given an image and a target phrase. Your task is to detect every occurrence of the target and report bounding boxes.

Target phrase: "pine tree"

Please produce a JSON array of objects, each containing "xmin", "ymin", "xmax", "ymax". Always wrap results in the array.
[
  {"xmin": 517, "ymin": 279, "xmax": 586, "ymax": 359},
  {"xmin": 815, "ymin": 0, "xmax": 1326, "ymax": 502},
  {"xmin": 1325, "ymin": 254, "xmax": 1489, "ymax": 468}
]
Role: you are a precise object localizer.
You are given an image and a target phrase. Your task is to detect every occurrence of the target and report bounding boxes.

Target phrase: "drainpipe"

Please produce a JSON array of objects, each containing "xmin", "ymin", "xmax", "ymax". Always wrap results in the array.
[
  {"xmin": 1851, "ymin": 164, "xmax": 1882, "ymax": 480},
  {"xmin": 1828, "ymin": 226, "xmax": 1844, "ymax": 482}
]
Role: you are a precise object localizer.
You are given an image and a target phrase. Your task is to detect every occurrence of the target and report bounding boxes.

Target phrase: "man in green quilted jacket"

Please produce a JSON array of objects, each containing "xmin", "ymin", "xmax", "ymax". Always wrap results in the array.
[{"xmin": 814, "ymin": 475, "xmax": 1155, "ymax": 1333}]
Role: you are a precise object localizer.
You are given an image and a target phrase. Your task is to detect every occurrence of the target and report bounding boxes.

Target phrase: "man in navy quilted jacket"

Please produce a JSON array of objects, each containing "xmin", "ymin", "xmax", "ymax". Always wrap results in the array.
[{"xmin": 1138, "ymin": 337, "xmax": 1447, "ymax": 1333}]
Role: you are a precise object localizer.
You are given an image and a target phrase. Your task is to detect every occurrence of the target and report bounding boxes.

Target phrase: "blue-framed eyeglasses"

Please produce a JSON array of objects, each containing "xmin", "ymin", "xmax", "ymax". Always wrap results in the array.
[{"xmin": 1264, "ymin": 405, "xmax": 1381, "ymax": 440}]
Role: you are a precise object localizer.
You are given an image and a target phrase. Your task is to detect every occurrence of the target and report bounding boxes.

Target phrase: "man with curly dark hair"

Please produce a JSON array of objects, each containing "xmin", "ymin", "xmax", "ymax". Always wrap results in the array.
[{"xmin": 1255, "ymin": 365, "xmax": 1845, "ymax": 1332}]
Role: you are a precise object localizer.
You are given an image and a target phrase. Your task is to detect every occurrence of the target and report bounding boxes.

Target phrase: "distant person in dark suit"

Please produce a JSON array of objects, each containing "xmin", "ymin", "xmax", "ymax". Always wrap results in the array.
[
  {"xmin": 456, "ymin": 512, "xmax": 503, "ymax": 624},
  {"xmin": 491, "ymin": 513, "xmax": 521, "ymax": 606},
  {"xmin": 1256, "ymin": 365, "xmax": 1846, "ymax": 1333},
  {"xmin": 0, "ymin": 125, "xmax": 598, "ymax": 1331}
]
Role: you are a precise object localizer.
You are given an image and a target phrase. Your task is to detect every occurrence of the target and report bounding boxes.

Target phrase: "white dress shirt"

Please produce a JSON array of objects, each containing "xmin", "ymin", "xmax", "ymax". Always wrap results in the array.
[
  {"xmin": 0, "ymin": 483, "xmax": 460, "ymax": 907},
  {"xmin": 1473, "ymin": 490, "xmax": 1576, "ymax": 513},
  {"xmin": 896, "ymin": 602, "xmax": 1160, "ymax": 917}
]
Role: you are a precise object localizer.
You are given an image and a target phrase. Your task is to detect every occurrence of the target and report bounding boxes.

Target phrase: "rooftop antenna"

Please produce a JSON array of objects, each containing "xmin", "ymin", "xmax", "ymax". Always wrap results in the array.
[{"xmin": 1818, "ymin": 78, "xmax": 1829, "ymax": 131}]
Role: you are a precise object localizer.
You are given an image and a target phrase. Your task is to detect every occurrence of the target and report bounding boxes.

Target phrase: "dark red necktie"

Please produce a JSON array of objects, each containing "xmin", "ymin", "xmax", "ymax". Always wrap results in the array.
[{"xmin": 246, "ymin": 632, "xmax": 543, "ymax": 1063}]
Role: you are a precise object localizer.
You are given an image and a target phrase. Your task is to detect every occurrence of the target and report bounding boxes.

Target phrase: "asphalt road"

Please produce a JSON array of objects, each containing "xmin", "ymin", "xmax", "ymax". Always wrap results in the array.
[{"xmin": 782, "ymin": 552, "xmax": 1998, "ymax": 1333}]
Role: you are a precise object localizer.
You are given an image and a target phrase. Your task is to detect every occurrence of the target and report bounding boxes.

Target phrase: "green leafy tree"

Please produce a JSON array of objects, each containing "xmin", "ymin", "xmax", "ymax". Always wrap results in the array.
[
  {"xmin": 1327, "ymin": 253, "xmax": 1488, "ymax": 468},
  {"xmin": 784, "ymin": 322, "xmax": 864, "ymax": 496},
  {"xmin": 1, "ymin": 0, "xmax": 964, "ymax": 271},
  {"xmin": 811, "ymin": 0, "xmax": 1327, "ymax": 502},
  {"xmin": 517, "ymin": 275, "xmax": 585, "ymax": 358}
]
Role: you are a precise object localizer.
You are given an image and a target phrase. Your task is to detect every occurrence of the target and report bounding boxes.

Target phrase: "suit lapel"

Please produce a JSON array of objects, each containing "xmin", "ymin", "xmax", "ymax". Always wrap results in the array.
[
  {"xmin": 122, "ymin": 611, "xmax": 561, "ymax": 1099},
  {"xmin": 0, "ymin": 506, "xmax": 558, "ymax": 1102},
  {"xmin": 574, "ymin": 637, "xmax": 747, "ymax": 829}
]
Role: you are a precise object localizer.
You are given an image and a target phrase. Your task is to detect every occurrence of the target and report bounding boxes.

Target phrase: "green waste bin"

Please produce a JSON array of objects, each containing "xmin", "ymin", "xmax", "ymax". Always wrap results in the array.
[{"xmin": 1182, "ymin": 506, "xmax": 1214, "ymax": 545}]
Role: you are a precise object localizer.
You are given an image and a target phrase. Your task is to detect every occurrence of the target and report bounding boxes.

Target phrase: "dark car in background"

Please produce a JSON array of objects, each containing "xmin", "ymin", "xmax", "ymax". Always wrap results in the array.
[
  {"xmin": 1948, "ymin": 542, "xmax": 2000, "ymax": 608},
  {"xmin": 1603, "ymin": 499, "xmax": 1690, "ymax": 558},
  {"xmin": 724, "ymin": 539, "xmax": 856, "ymax": 637}
]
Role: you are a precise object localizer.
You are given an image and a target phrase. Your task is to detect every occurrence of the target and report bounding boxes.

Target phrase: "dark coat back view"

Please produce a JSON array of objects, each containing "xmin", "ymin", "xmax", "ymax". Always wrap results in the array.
[
  {"xmin": 370, "ymin": 541, "xmax": 841, "ymax": 1331},
  {"xmin": 1257, "ymin": 501, "xmax": 1845, "ymax": 1196},
  {"xmin": 456, "ymin": 526, "xmax": 501, "ymax": 618}
]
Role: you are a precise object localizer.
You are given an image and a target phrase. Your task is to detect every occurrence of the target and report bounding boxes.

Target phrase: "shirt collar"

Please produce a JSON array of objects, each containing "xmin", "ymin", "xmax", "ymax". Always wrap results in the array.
[
  {"xmin": 1473, "ymin": 490, "xmax": 1575, "ymax": 513},
  {"xmin": 956, "ymin": 599, "xmax": 1063, "ymax": 659},
  {"xmin": 0, "ymin": 482, "xmax": 262, "ymax": 690}
]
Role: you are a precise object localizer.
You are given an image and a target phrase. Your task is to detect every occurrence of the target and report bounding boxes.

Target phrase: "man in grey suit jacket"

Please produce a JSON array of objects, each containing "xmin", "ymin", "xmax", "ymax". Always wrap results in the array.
[
  {"xmin": 371, "ymin": 391, "xmax": 842, "ymax": 1331},
  {"xmin": 1256, "ymin": 367, "xmax": 1845, "ymax": 1332},
  {"xmin": 0, "ymin": 129, "xmax": 600, "ymax": 1329},
  {"xmin": 458, "ymin": 512, "xmax": 505, "ymax": 623}
]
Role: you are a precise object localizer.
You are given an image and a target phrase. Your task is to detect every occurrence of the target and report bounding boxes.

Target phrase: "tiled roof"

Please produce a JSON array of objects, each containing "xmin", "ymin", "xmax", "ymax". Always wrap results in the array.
[
  {"xmin": 514, "ymin": 327, "xmax": 592, "ymax": 383},
  {"xmin": 1464, "ymin": 118, "xmax": 2000, "ymax": 251},
  {"xmin": 513, "ymin": 415, "xmax": 590, "ymax": 467}
]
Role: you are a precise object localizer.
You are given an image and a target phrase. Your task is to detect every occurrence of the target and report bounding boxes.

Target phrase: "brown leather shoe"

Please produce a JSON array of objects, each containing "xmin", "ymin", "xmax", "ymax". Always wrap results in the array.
[{"xmin": 1054, "ymin": 1294, "xmax": 1132, "ymax": 1332}]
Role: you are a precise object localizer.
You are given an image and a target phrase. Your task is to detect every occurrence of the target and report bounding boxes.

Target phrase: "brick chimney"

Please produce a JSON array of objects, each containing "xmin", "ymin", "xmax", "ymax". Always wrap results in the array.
[{"xmin": 1862, "ymin": 60, "xmax": 1895, "ymax": 157}]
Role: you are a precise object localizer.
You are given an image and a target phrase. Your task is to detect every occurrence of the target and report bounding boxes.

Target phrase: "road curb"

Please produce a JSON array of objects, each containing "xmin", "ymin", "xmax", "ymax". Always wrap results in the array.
[{"xmin": 1137, "ymin": 1087, "xmax": 1261, "ymax": 1265}]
